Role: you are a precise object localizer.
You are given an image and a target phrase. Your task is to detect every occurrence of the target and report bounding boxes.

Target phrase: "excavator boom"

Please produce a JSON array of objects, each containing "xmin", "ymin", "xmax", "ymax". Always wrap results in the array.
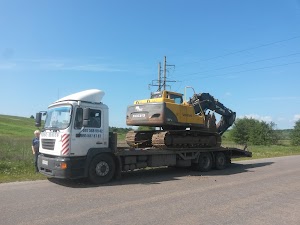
[{"xmin": 189, "ymin": 93, "xmax": 236, "ymax": 135}]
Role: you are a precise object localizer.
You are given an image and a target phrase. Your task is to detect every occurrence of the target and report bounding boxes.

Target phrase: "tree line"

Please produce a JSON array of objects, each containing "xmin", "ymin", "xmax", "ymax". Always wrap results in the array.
[{"xmin": 227, "ymin": 118, "xmax": 300, "ymax": 146}]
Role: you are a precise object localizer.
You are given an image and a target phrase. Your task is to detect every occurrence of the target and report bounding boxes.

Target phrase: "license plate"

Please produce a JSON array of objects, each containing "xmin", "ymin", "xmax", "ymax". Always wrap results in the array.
[
  {"xmin": 132, "ymin": 113, "xmax": 146, "ymax": 118},
  {"xmin": 42, "ymin": 160, "xmax": 48, "ymax": 166}
]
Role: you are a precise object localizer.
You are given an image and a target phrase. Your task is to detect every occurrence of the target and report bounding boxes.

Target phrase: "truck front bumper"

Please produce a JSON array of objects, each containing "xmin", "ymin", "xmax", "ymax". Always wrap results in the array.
[{"xmin": 38, "ymin": 154, "xmax": 86, "ymax": 179}]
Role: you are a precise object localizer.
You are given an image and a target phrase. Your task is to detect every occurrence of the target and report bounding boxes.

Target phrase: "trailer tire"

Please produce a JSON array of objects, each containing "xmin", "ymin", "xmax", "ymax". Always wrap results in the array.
[
  {"xmin": 88, "ymin": 154, "xmax": 115, "ymax": 184},
  {"xmin": 195, "ymin": 152, "xmax": 212, "ymax": 172},
  {"xmin": 215, "ymin": 152, "xmax": 226, "ymax": 170}
]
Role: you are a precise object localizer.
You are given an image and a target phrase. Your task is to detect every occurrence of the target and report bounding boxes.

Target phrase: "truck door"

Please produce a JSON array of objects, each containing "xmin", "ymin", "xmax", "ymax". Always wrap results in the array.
[{"xmin": 71, "ymin": 107, "xmax": 105, "ymax": 156}]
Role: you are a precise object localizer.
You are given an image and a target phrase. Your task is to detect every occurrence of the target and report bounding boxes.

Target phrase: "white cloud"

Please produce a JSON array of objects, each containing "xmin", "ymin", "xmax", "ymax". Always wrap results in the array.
[
  {"xmin": 293, "ymin": 114, "xmax": 300, "ymax": 122},
  {"xmin": 0, "ymin": 58, "xmax": 125, "ymax": 73},
  {"xmin": 238, "ymin": 114, "xmax": 273, "ymax": 122}
]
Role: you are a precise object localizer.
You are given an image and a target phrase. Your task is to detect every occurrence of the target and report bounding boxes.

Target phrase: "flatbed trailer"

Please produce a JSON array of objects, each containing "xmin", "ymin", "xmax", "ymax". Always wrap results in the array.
[{"xmin": 113, "ymin": 143, "xmax": 252, "ymax": 179}]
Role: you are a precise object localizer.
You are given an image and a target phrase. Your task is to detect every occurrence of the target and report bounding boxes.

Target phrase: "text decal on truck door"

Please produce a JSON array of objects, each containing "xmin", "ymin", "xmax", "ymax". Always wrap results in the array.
[{"xmin": 80, "ymin": 128, "xmax": 103, "ymax": 138}]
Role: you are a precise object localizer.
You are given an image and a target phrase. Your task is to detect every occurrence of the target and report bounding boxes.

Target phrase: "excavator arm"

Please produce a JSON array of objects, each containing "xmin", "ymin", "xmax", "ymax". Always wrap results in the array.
[{"xmin": 189, "ymin": 93, "xmax": 236, "ymax": 135}]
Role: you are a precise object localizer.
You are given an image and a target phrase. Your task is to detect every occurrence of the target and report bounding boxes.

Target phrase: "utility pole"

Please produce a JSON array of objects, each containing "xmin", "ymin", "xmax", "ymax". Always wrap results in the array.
[
  {"xmin": 149, "ymin": 56, "xmax": 176, "ymax": 91},
  {"xmin": 163, "ymin": 56, "xmax": 175, "ymax": 90},
  {"xmin": 158, "ymin": 62, "xmax": 161, "ymax": 91},
  {"xmin": 163, "ymin": 56, "xmax": 167, "ymax": 90}
]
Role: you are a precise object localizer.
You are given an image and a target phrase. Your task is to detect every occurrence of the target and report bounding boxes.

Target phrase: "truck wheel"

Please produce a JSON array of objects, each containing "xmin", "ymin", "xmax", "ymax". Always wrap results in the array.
[
  {"xmin": 89, "ymin": 154, "xmax": 115, "ymax": 184},
  {"xmin": 195, "ymin": 152, "xmax": 212, "ymax": 172},
  {"xmin": 215, "ymin": 152, "xmax": 226, "ymax": 170}
]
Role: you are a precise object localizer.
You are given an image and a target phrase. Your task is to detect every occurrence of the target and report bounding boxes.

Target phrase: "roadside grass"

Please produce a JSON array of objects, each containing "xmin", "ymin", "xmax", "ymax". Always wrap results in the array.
[
  {"xmin": 0, "ymin": 115, "xmax": 43, "ymax": 183},
  {"xmin": 244, "ymin": 145, "xmax": 300, "ymax": 160},
  {"xmin": 0, "ymin": 136, "xmax": 32, "ymax": 161},
  {"xmin": 0, "ymin": 135, "xmax": 46, "ymax": 183},
  {"xmin": 222, "ymin": 140, "xmax": 300, "ymax": 161},
  {"xmin": 0, "ymin": 114, "xmax": 300, "ymax": 183},
  {"xmin": 0, "ymin": 161, "xmax": 45, "ymax": 183}
]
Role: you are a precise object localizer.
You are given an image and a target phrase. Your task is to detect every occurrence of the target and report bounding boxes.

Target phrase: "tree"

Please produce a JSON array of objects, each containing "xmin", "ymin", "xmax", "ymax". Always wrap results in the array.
[
  {"xmin": 249, "ymin": 121, "xmax": 278, "ymax": 145},
  {"xmin": 30, "ymin": 115, "xmax": 34, "ymax": 119},
  {"xmin": 230, "ymin": 118, "xmax": 278, "ymax": 145},
  {"xmin": 291, "ymin": 120, "xmax": 300, "ymax": 146},
  {"xmin": 230, "ymin": 118, "xmax": 256, "ymax": 144},
  {"xmin": 109, "ymin": 127, "xmax": 133, "ymax": 133}
]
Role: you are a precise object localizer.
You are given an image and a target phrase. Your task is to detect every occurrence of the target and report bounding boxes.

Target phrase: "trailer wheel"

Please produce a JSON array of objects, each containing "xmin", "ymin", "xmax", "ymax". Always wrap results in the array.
[
  {"xmin": 195, "ymin": 153, "xmax": 212, "ymax": 172},
  {"xmin": 215, "ymin": 152, "xmax": 226, "ymax": 170},
  {"xmin": 89, "ymin": 154, "xmax": 115, "ymax": 184}
]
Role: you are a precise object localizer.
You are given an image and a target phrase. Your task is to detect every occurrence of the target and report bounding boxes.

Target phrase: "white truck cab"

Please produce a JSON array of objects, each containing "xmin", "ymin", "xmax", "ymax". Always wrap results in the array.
[{"xmin": 36, "ymin": 89, "xmax": 115, "ymax": 181}]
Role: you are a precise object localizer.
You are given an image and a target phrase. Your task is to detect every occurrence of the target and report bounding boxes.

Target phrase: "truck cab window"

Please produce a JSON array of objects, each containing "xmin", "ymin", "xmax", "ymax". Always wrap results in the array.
[
  {"xmin": 74, "ymin": 108, "xmax": 83, "ymax": 129},
  {"xmin": 88, "ymin": 110, "xmax": 101, "ymax": 128}
]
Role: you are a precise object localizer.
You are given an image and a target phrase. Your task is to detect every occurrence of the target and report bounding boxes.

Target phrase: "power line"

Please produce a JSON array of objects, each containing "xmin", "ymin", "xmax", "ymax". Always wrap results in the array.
[
  {"xmin": 176, "ymin": 35, "xmax": 300, "ymax": 67},
  {"xmin": 181, "ymin": 61, "xmax": 300, "ymax": 82},
  {"xmin": 175, "ymin": 52, "xmax": 300, "ymax": 78}
]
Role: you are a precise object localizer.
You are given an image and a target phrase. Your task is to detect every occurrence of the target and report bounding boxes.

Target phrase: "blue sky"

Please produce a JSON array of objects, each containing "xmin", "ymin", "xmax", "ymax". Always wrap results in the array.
[{"xmin": 0, "ymin": 0, "xmax": 300, "ymax": 129}]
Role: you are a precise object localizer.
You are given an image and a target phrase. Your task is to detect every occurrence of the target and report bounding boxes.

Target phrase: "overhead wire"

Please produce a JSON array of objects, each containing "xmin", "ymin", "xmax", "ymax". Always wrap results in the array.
[
  {"xmin": 175, "ymin": 52, "xmax": 300, "ymax": 78},
  {"xmin": 181, "ymin": 61, "xmax": 300, "ymax": 82},
  {"xmin": 175, "ymin": 35, "xmax": 300, "ymax": 68},
  {"xmin": 158, "ymin": 35, "xmax": 300, "ymax": 91}
]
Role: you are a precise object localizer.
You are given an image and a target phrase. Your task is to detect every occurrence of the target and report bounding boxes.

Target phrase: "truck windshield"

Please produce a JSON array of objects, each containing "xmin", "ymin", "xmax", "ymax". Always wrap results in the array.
[{"xmin": 44, "ymin": 106, "xmax": 72, "ymax": 130}]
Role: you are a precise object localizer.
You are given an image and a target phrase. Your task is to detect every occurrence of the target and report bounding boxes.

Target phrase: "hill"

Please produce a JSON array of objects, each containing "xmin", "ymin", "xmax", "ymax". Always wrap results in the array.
[
  {"xmin": 0, "ymin": 114, "xmax": 44, "ymax": 182},
  {"xmin": 0, "ymin": 114, "xmax": 37, "ymax": 163},
  {"xmin": 0, "ymin": 114, "xmax": 37, "ymax": 137}
]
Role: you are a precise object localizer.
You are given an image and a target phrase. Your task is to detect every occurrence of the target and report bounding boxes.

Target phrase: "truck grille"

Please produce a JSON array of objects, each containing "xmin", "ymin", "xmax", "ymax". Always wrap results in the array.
[{"xmin": 42, "ymin": 139, "xmax": 55, "ymax": 150}]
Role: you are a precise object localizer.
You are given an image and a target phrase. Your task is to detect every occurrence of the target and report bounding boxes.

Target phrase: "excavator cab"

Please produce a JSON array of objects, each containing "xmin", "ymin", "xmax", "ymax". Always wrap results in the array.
[
  {"xmin": 154, "ymin": 91, "xmax": 183, "ymax": 104},
  {"xmin": 126, "ymin": 90, "xmax": 205, "ymax": 129}
]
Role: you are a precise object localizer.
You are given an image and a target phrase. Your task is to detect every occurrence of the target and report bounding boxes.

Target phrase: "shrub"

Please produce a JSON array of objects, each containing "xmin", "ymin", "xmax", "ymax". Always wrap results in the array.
[
  {"xmin": 230, "ymin": 118, "xmax": 278, "ymax": 145},
  {"xmin": 291, "ymin": 120, "xmax": 300, "ymax": 146}
]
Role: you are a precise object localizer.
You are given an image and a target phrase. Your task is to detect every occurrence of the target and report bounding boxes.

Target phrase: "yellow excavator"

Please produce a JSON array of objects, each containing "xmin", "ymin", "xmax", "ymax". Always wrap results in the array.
[{"xmin": 126, "ymin": 88, "xmax": 236, "ymax": 149}]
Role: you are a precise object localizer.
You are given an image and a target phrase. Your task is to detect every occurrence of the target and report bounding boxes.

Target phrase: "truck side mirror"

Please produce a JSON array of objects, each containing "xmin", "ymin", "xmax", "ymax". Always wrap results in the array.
[
  {"xmin": 83, "ymin": 108, "xmax": 90, "ymax": 127},
  {"xmin": 35, "ymin": 112, "xmax": 42, "ymax": 127}
]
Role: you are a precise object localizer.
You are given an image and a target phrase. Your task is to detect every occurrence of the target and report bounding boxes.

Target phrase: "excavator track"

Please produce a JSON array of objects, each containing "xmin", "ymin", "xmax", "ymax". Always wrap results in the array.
[
  {"xmin": 126, "ymin": 130, "xmax": 221, "ymax": 149},
  {"xmin": 125, "ymin": 130, "xmax": 154, "ymax": 148}
]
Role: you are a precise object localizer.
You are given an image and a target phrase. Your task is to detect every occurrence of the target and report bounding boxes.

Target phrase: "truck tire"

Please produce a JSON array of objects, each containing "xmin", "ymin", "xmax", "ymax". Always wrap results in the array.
[
  {"xmin": 215, "ymin": 152, "xmax": 226, "ymax": 170},
  {"xmin": 88, "ymin": 154, "xmax": 115, "ymax": 184},
  {"xmin": 194, "ymin": 152, "xmax": 212, "ymax": 172}
]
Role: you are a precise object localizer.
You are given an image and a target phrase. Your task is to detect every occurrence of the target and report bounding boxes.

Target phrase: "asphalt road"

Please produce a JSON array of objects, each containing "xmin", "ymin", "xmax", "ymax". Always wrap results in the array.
[{"xmin": 1, "ymin": 155, "xmax": 300, "ymax": 225}]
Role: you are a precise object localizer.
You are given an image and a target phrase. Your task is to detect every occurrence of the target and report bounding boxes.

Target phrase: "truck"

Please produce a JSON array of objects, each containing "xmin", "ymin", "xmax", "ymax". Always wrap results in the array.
[{"xmin": 35, "ymin": 89, "xmax": 252, "ymax": 184}]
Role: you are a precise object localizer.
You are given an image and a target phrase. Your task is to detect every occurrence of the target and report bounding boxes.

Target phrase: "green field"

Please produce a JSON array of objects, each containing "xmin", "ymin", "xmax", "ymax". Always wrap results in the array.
[
  {"xmin": 0, "ymin": 115, "xmax": 46, "ymax": 182},
  {"xmin": 0, "ymin": 114, "xmax": 299, "ymax": 183},
  {"xmin": 222, "ymin": 141, "xmax": 300, "ymax": 160}
]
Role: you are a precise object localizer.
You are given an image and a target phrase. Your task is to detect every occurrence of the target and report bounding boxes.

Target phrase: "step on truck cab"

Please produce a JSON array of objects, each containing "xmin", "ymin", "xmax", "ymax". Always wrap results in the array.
[{"xmin": 36, "ymin": 89, "xmax": 252, "ymax": 184}]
